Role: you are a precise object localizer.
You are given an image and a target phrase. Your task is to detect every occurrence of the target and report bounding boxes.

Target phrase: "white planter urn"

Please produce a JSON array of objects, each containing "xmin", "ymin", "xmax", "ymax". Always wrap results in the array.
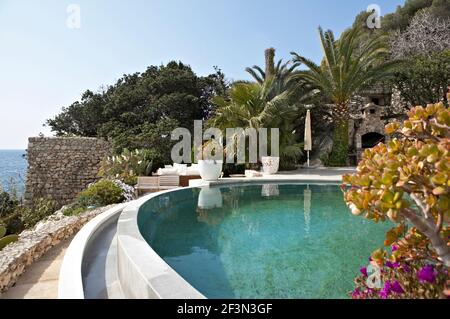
[
  {"xmin": 261, "ymin": 156, "xmax": 280, "ymax": 175},
  {"xmin": 198, "ymin": 160, "xmax": 223, "ymax": 181}
]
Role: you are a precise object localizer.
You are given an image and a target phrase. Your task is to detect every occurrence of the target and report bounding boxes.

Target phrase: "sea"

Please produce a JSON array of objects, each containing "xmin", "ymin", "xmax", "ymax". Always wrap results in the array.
[{"xmin": 0, "ymin": 150, "xmax": 27, "ymax": 197}]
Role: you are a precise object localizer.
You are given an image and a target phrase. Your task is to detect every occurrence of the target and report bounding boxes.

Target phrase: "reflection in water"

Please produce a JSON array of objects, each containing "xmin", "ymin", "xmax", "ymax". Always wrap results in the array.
[
  {"xmin": 197, "ymin": 187, "xmax": 225, "ymax": 226},
  {"xmin": 138, "ymin": 184, "xmax": 391, "ymax": 299},
  {"xmin": 303, "ymin": 185, "xmax": 311, "ymax": 236},
  {"xmin": 198, "ymin": 187, "xmax": 223, "ymax": 209},
  {"xmin": 261, "ymin": 184, "xmax": 280, "ymax": 197}
]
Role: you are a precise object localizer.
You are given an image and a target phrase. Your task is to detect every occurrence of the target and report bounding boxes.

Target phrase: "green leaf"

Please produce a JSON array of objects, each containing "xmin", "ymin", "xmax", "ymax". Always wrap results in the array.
[
  {"xmin": 432, "ymin": 173, "xmax": 447, "ymax": 185},
  {"xmin": 0, "ymin": 235, "xmax": 19, "ymax": 250},
  {"xmin": 0, "ymin": 225, "xmax": 6, "ymax": 238},
  {"xmin": 433, "ymin": 187, "xmax": 446, "ymax": 196},
  {"xmin": 381, "ymin": 173, "xmax": 394, "ymax": 185}
]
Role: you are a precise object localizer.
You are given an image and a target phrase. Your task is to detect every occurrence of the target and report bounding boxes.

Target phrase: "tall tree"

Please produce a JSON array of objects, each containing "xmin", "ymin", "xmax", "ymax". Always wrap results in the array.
[
  {"xmin": 210, "ymin": 79, "xmax": 316, "ymax": 168},
  {"xmin": 390, "ymin": 50, "xmax": 450, "ymax": 106},
  {"xmin": 390, "ymin": 10, "xmax": 450, "ymax": 59},
  {"xmin": 46, "ymin": 62, "xmax": 228, "ymax": 156},
  {"xmin": 291, "ymin": 27, "xmax": 399, "ymax": 166},
  {"xmin": 246, "ymin": 48, "xmax": 300, "ymax": 98}
]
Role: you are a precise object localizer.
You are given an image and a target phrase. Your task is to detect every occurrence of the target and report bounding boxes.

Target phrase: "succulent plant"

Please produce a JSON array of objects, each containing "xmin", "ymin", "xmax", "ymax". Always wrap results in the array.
[{"xmin": 0, "ymin": 225, "xmax": 19, "ymax": 251}]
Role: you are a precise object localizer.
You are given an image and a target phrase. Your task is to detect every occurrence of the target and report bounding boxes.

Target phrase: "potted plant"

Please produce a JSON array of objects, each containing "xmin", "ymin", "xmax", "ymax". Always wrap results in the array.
[
  {"xmin": 197, "ymin": 140, "xmax": 223, "ymax": 181},
  {"xmin": 261, "ymin": 156, "xmax": 280, "ymax": 175}
]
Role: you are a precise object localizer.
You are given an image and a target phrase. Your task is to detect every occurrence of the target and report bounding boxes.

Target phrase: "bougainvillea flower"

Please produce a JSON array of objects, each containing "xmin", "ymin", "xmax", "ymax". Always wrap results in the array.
[
  {"xmin": 402, "ymin": 264, "xmax": 411, "ymax": 273},
  {"xmin": 417, "ymin": 265, "xmax": 437, "ymax": 283},
  {"xmin": 391, "ymin": 281, "xmax": 404, "ymax": 294},
  {"xmin": 360, "ymin": 267, "xmax": 368, "ymax": 277},
  {"xmin": 385, "ymin": 261, "xmax": 400, "ymax": 269},
  {"xmin": 379, "ymin": 282, "xmax": 392, "ymax": 299},
  {"xmin": 352, "ymin": 288, "xmax": 362, "ymax": 298}
]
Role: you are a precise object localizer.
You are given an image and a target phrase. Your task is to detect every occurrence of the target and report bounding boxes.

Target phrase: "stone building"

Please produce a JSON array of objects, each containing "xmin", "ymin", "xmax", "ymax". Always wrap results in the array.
[
  {"xmin": 309, "ymin": 86, "xmax": 408, "ymax": 166},
  {"xmin": 354, "ymin": 102, "xmax": 388, "ymax": 161},
  {"xmin": 348, "ymin": 86, "xmax": 406, "ymax": 164}
]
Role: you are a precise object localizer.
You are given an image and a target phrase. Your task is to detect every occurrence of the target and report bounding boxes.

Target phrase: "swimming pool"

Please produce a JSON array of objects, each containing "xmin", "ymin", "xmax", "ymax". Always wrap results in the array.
[{"xmin": 136, "ymin": 183, "xmax": 389, "ymax": 299}]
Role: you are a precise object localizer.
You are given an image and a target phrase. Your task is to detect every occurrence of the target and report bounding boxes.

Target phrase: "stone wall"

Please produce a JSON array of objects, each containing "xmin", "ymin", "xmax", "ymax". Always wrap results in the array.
[{"xmin": 25, "ymin": 137, "xmax": 111, "ymax": 207}]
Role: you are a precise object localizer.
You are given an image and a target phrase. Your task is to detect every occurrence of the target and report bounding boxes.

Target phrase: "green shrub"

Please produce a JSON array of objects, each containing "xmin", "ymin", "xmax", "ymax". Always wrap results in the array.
[
  {"xmin": 326, "ymin": 121, "xmax": 348, "ymax": 167},
  {"xmin": 0, "ymin": 224, "xmax": 18, "ymax": 251},
  {"xmin": 20, "ymin": 198, "xmax": 57, "ymax": 229},
  {"xmin": 0, "ymin": 210, "xmax": 24, "ymax": 234},
  {"xmin": 62, "ymin": 205, "xmax": 87, "ymax": 217},
  {"xmin": 0, "ymin": 190, "xmax": 23, "ymax": 234},
  {"xmin": 279, "ymin": 159, "xmax": 298, "ymax": 171},
  {"xmin": 99, "ymin": 149, "xmax": 163, "ymax": 186},
  {"xmin": 78, "ymin": 180, "xmax": 124, "ymax": 207},
  {"xmin": 0, "ymin": 191, "xmax": 18, "ymax": 218}
]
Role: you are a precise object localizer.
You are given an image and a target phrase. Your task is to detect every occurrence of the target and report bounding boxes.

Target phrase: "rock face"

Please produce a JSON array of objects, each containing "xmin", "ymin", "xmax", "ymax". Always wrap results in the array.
[
  {"xmin": 0, "ymin": 205, "xmax": 115, "ymax": 293},
  {"xmin": 24, "ymin": 137, "xmax": 112, "ymax": 207}
]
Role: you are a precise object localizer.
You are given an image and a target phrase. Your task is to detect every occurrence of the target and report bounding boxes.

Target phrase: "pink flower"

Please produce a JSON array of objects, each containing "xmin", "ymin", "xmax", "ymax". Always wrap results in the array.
[
  {"xmin": 352, "ymin": 288, "xmax": 362, "ymax": 298},
  {"xmin": 402, "ymin": 263, "xmax": 411, "ymax": 273},
  {"xmin": 379, "ymin": 281, "xmax": 405, "ymax": 298},
  {"xmin": 391, "ymin": 245, "xmax": 398, "ymax": 252},
  {"xmin": 385, "ymin": 261, "xmax": 400, "ymax": 269},
  {"xmin": 379, "ymin": 282, "xmax": 391, "ymax": 299},
  {"xmin": 417, "ymin": 265, "xmax": 437, "ymax": 284},
  {"xmin": 390, "ymin": 281, "xmax": 404, "ymax": 294},
  {"xmin": 360, "ymin": 267, "xmax": 368, "ymax": 277}
]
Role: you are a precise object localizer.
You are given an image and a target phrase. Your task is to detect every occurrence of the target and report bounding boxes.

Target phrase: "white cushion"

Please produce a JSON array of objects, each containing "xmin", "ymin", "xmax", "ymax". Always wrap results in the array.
[
  {"xmin": 157, "ymin": 168, "xmax": 179, "ymax": 175},
  {"xmin": 164, "ymin": 165, "xmax": 173, "ymax": 169},
  {"xmin": 186, "ymin": 167, "xmax": 200, "ymax": 176},
  {"xmin": 173, "ymin": 163, "xmax": 188, "ymax": 175}
]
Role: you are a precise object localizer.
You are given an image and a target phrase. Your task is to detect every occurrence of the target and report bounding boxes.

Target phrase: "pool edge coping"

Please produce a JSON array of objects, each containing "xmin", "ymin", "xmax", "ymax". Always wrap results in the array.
[{"xmin": 58, "ymin": 203, "xmax": 127, "ymax": 299}]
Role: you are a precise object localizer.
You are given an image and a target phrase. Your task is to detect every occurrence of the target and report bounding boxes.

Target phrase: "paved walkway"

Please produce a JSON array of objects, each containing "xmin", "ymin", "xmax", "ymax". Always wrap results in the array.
[{"xmin": 0, "ymin": 238, "xmax": 72, "ymax": 299}]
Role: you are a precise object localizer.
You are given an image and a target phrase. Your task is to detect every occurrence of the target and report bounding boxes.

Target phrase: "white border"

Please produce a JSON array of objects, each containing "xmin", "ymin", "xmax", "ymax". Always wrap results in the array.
[{"xmin": 58, "ymin": 204, "xmax": 127, "ymax": 299}]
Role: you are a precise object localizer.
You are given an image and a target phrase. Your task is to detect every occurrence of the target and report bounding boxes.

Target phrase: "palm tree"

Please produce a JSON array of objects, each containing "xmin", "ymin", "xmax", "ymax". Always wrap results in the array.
[
  {"xmin": 291, "ymin": 27, "xmax": 399, "ymax": 166},
  {"xmin": 246, "ymin": 48, "xmax": 300, "ymax": 98},
  {"xmin": 209, "ymin": 79, "xmax": 316, "ymax": 167}
]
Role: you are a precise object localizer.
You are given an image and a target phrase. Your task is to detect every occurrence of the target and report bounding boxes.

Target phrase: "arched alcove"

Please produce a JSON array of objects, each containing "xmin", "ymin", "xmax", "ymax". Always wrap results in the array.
[{"xmin": 361, "ymin": 132, "xmax": 385, "ymax": 149}]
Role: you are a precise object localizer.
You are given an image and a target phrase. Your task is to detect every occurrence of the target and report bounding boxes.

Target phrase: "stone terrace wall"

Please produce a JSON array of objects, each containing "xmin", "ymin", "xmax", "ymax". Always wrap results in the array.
[{"xmin": 25, "ymin": 137, "xmax": 112, "ymax": 207}]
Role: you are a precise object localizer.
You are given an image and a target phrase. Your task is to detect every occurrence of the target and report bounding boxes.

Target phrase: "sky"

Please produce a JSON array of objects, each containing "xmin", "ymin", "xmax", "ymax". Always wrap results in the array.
[{"xmin": 0, "ymin": 0, "xmax": 405, "ymax": 149}]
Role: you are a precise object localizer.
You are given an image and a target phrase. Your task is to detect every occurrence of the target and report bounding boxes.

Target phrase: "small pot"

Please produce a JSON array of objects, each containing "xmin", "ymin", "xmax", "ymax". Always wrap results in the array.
[{"xmin": 261, "ymin": 156, "xmax": 280, "ymax": 175}]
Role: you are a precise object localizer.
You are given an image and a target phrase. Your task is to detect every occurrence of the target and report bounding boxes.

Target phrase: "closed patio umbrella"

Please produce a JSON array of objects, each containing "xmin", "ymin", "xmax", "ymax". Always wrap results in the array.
[{"xmin": 304, "ymin": 109, "xmax": 312, "ymax": 167}]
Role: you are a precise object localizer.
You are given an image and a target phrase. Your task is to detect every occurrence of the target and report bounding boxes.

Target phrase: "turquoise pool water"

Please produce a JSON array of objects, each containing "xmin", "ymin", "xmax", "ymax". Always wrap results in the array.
[{"xmin": 138, "ymin": 184, "xmax": 390, "ymax": 299}]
